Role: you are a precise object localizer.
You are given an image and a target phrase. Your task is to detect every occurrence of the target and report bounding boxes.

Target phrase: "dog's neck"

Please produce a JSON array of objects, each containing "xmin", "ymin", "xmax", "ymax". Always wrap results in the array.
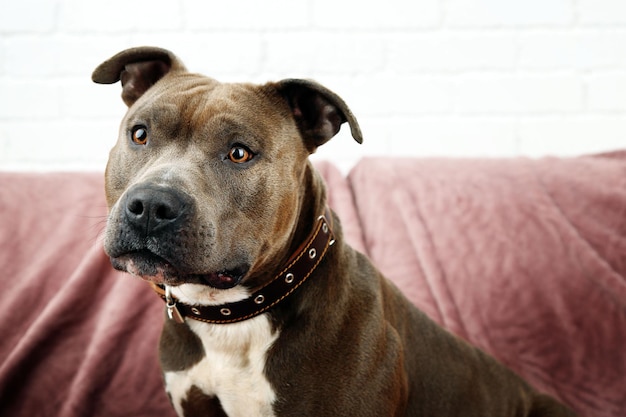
[
  {"xmin": 151, "ymin": 204, "xmax": 335, "ymax": 325},
  {"xmin": 285, "ymin": 163, "xmax": 328, "ymax": 258}
]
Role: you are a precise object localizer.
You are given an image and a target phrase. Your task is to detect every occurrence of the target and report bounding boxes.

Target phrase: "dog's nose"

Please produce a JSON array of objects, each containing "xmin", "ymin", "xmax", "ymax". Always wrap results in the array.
[{"xmin": 123, "ymin": 184, "xmax": 191, "ymax": 235}]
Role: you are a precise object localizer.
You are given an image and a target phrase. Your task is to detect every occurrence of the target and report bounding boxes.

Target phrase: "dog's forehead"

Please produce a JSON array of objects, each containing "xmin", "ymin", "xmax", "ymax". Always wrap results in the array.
[
  {"xmin": 149, "ymin": 74, "xmax": 281, "ymax": 117},
  {"xmin": 128, "ymin": 74, "xmax": 292, "ymax": 146}
]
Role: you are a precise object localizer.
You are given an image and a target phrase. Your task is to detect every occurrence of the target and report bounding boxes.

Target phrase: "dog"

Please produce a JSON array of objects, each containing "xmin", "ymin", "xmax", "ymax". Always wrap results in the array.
[{"xmin": 93, "ymin": 46, "xmax": 577, "ymax": 417}]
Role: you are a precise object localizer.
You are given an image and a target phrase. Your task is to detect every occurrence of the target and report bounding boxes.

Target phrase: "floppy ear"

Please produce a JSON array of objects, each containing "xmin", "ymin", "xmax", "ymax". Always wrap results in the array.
[
  {"xmin": 92, "ymin": 46, "xmax": 186, "ymax": 107},
  {"xmin": 276, "ymin": 79, "xmax": 363, "ymax": 151}
]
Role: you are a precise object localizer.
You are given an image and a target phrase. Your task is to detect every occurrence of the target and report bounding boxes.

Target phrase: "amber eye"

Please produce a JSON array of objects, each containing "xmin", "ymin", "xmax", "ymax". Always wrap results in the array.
[
  {"xmin": 131, "ymin": 126, "xmax": 148, "ymax": 145},
  {"xmin": 228, "ymin": 146, "xmax": 254, "ymax": 163}
]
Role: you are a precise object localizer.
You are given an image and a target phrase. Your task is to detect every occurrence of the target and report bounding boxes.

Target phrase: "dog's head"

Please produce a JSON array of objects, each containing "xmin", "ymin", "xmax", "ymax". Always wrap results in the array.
[{"xmin": 92, "ymin": 46, "xmax": 361, "ymax": 298}]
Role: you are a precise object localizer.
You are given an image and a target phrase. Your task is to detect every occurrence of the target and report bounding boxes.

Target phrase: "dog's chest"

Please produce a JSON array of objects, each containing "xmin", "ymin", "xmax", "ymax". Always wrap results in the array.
[{"xmin": 164, "ymin": 315, "xmax": 279, "ymax": 417}]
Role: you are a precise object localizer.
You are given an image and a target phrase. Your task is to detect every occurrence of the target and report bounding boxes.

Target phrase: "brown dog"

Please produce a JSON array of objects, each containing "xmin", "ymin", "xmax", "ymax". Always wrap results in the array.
[{"xmin": 93, "ymin": 46, "xmax": 577, "ymax": 417}]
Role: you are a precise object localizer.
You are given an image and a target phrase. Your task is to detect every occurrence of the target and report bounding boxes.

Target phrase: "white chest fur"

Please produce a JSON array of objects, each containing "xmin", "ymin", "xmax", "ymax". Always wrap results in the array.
[{"xmin": 164, "ymin": 286, "xmax": 279, "ymax": 417}]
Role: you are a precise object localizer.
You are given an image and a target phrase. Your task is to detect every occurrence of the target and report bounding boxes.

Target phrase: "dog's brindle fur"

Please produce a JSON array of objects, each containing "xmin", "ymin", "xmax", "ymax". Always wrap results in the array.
[{"xmin": 93, "ymin": 47, "xmax": 577, "ymax": 417}]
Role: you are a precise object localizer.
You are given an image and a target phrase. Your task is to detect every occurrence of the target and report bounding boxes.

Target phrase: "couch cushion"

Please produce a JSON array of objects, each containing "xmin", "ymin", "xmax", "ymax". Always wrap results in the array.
[
  {"xmin": 0, "ymin": 172, "xmax": 177, "ymax": 417},
  {"xmin": 348, "ymin": 151, "xmax": 626, "ymax": 417}
]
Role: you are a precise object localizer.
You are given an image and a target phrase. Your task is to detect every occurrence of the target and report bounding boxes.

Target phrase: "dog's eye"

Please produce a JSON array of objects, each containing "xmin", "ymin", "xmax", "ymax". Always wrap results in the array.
[
  {"xmin": 131, "ymin": 126, "xmax": 148, "ymax": 145},
  {"xmin": 227, "ymin": 145, "xmax": 254, "ymax": 164}
]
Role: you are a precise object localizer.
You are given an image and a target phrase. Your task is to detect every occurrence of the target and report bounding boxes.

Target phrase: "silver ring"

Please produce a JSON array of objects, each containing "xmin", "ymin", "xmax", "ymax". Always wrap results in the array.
[{"xmin": 165, "ymin": 286, "xmax": 175, "ymax": 306}]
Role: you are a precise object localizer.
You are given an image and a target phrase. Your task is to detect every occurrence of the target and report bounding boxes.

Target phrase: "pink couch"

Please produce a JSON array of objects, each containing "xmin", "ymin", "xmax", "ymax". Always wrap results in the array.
[{"xmin": 1, "ymin": 153, "xmax": 625, "ymax": 417}]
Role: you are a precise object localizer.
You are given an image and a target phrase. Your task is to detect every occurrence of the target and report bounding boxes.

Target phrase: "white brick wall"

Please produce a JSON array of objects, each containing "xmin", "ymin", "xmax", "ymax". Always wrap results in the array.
[{"xmin": 1, "ymin": 0, "xmax": 625, "ymax": 172}]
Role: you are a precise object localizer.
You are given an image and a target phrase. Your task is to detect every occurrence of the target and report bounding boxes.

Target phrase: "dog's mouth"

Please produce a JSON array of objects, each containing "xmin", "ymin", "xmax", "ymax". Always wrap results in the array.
[{"xmin": 111, "ymin": 250, "xmax": 247, "ymax": 290}]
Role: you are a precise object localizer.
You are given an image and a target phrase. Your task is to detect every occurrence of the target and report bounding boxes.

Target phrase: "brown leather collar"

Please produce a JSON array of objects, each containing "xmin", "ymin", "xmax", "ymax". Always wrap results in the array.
[{"xmin": 150, "ymin": 208, "xmax": 335, "ymax": 324}]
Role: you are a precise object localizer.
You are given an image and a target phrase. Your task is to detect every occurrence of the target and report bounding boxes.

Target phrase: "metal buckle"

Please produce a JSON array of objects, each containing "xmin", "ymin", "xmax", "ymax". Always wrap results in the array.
[{"xmin": 165, "ymin": 286, "xmax": 185, "ymax": 324}]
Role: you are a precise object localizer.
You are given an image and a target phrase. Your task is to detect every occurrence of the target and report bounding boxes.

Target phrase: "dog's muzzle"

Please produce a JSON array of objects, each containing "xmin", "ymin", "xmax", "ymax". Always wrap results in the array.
[
  {"xmin": 122, "ymin": 183, "xmax": 191, "ymax": 236},
  {"xmin": 107, "ymin": 184, "xmax": 250, "ymax": 289}
]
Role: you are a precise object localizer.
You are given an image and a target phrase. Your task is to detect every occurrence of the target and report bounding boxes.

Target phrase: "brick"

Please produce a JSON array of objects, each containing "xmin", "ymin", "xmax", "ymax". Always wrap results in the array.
[
  {"xmin": 579, "ymin": 0, "xmax": 626, "ymax": 25},
  {"xmin": 4, "ymin": 0, "xmax": 626, "ymax": 171},
  {"xmin": 314, "ymin": 116, "xmax": 518, "ymax": 166},
  {"xmin": 454, "ymin": 74, "xmax": 583, "ymax": 114},
  {"xmin": 2, "ymin": 36, "xmax": 121, "ymax": 78},
  {"xmin": 58, "ymin": 0, "xmax": 182, "ymax": 32},
  {"xmin": 0, "ymin": 45, "xmax": 5, "ymax": 75},
  {"xmin": 587, "ymin": 72, "xmax": 626, "ymax": 111},
  {"xmin": 2, "ymin": 122, "xmax": 69, "ymax": 164},
  {"xmin": 0, "ymin": 81, "xmax": 61, "ymax": 119},
  {"xmin": 0, "ymin": 130, "xmax": 8, "ymax": 166},
  {"xmin": 183, "ymin": 0, "xmax": 308, "ymax": 30},
  {"xmin": 519, "ymin": 116, "xmax": 626, "ymax": 156},
  {"xmin": 388, "ymin": 33, "xmax": 516, "ymax": 72},
  {"xmin": 58, "ymin": 37, "xmax": 134, "ymax": 77},
  {"xmin": 329, "ymin": 75, "xmax": 454, "ymax": 117},
  {"xmin": 3, "ymin": 37, "xmax": 137, "ymax": 79},
  {"xmin": 390, "ymin": 76, "xmax": 455, "ymax": 116},
  {"xmin": 5, "ymin": 37, "xmax": 63, "ymax": 78},
  {"xmin": 263, "ymin": 33, "xmax": 385, "ymax": 76},
  {"xmin": 388, "ymin": 117, "xmax": 517, "ymax": 157},
  {"xmin": 0, "ymin": 0, "xmax": 56, "ymax": 32},
  {"xmin": 126, "ymin": 34, "xmax": 265, "ymax": 80},
  {"xmin": 312, "ymin": 0, "xmax": 440, "ymax": 29},
  {"xmin": 61, "ymin": 80, "xmax": 128, "ymax": 119},
  {"xmin": 3, "ymin": 120, "xmax": 114, "ymax": 169},
  {"xmin": 519, "ymin": 31, "xmax": 624, "ymax": 70},
  {"xmin": 447, "ymin": 0, "xmax": 573, "ymax": 27}
]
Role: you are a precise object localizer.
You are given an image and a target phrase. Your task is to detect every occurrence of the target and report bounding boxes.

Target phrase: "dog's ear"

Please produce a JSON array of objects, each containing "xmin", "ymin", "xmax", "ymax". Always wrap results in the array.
[
  {"xmin": 92, "ymin": 46, "xmax": 186, "ymax": 107},
  {"xmin": 276, "ymin": 79, "xmax": 363, "ymax": 151}
]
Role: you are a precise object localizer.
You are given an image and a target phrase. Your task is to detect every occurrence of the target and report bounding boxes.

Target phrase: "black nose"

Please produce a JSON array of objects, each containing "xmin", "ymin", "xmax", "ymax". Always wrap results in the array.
[{"xmin": 123, "ymin": 184, "xmax": 191, "ymax": 236}]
